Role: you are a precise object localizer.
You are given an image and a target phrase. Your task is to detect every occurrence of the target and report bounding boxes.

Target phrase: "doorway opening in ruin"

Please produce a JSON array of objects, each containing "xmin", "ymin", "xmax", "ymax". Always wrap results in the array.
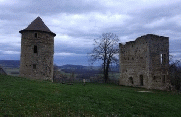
[
  {"xmin": 129, "ymin": 77, "xmax": 133, "ymax": 84},
  {"xmin": 140, "ymin": 75, "xmax": 143, "ymax": 86}
]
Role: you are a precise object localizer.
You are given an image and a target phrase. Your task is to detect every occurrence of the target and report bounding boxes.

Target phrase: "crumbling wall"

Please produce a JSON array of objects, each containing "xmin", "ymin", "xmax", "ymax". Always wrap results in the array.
[
  {"xmin": 148, "ymin": 35, "xmax": 169, "ymax": 90},
  {"xmin": 119, "ymin": 34, "xmax": 169, "ymax": 90}
]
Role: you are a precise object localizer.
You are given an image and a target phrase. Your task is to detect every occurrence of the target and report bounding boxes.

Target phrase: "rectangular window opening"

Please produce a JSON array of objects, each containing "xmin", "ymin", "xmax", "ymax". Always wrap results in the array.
[
  {"xmin": 160, "ymin": 54, "xmax": 166, "ymax": 65},
  {"xmin": 34, "ymin": 45, "xmax": 37, "ymax": 53},
  {"xmin": 153, "ymin": 76, "xmax": 156, "ymax": 80}
]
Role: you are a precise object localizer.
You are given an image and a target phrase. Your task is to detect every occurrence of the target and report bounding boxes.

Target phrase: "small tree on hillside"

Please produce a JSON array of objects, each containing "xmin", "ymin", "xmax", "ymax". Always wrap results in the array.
[{"xmin": 89, "ymin": 33, "xmax": 119, "ymax": 83}]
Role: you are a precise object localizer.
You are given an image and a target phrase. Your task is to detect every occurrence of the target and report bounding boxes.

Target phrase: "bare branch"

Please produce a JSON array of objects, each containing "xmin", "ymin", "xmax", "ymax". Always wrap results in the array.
[{"xmin": 88, "ymin": 33, "xmax": 120, "ymax": 83}]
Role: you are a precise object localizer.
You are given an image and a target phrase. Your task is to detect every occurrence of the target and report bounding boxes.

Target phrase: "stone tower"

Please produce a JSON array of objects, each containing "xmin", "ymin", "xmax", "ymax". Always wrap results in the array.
[
  {"xmin": 19, "ymin": 17, "xmax": 56, "ymax": 81},
  {"xmin": 119, "ymin": 34, "xmax": 169, "ymax": 90}
]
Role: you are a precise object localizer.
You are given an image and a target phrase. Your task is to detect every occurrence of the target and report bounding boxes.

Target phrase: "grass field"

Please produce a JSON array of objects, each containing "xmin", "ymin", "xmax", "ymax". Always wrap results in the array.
[{"xmin": 0, "ymin": 75, "xmax": 181, "ymax": 116}]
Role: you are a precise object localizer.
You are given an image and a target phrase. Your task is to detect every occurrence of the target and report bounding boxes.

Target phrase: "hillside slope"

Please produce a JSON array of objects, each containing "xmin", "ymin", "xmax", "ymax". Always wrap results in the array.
[{"xmin": 0, "ymin": 75, "xmax": 181, "ymax": 116}]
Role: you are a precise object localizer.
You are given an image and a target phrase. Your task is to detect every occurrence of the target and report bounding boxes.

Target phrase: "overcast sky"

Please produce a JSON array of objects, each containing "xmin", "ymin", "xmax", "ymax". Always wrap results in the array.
[{"xmin": 0, "ymin": 0, "xmax": 181, "ymax": 66}]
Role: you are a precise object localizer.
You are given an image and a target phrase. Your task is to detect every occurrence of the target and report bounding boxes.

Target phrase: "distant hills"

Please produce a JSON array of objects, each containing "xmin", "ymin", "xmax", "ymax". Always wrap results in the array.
[
  {"xmin": 59, "ymin": 64, "xmax": 101, "ymax": 70},
  {"xmin": 58, "ymin": 64, "xmax": 119, "ymax": 79},
  {"xmin": 59, "ymin": 64, "xmax": 119, "ymax": 73},
  {"xmin": 0, "ymin": 60, "xmax": 119, "ymax": 79},
  {"xmin": 0, "ymin": 60, "xmax": 20, "ymax": 68},
  {"xmin": 0, "ymin": 60, "xmax": 119, "ymax": 72}
]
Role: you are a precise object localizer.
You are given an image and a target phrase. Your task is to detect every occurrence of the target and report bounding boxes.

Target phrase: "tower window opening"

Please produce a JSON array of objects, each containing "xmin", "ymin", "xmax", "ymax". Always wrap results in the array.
[
  {"xmin": 35, "ymin": 33, "xmax": 37, "ymax": 38},
  {"xmin": 34, "ymin": 45, "xmax": 37, "ymax": 53},
  {"xmin": 33, "ymin": 64, "xmax": 36, "ymax": 69},
  {"xmin": 153, "ymin": 76, "xmax": 156, "ymax": 80}
]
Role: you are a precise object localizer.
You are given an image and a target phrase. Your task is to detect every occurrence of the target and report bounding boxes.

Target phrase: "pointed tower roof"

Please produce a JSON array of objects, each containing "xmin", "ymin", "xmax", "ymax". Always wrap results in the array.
[{"xmin": 19, "ymin": 17, "xmax": 56, "ymax": 36}]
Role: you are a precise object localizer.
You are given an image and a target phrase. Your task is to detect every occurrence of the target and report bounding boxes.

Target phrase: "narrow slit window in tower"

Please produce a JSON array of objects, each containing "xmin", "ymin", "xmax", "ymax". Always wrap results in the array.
[
  {"xmin": 34, "ymin": 45, "xmax": 37, "ymax": 53},
  {"xmin": 162, "ymin": 75, "xmax": 166, "ymax": 83},
  {"xmin": 35, "ymin": 33, "xmax": 37, "ymax": 38}
]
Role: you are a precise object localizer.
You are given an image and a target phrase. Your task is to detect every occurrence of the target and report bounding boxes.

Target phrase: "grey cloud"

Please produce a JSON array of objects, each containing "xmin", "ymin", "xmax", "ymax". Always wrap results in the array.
[
  {"xmin": 54, "ymin": 42, "xmax": 92, "ymax": 55},
  {"xmin": 8, "ymin": 0, "xmax": 104, "ymax": 16},
  {"xmin": 1, "ymin": 0, "xmax": 181, "ymax": 65},
  {"xmin": 54, "ymin": 55, "xmax": 89, "ymax": 66}
]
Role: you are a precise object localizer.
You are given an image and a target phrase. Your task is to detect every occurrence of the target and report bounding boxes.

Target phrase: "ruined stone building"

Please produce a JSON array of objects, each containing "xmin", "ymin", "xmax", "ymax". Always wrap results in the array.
[
  {"xmin": 19, "ymin": 17, "xmax": 56, "ymax": 81},
  {"xmin": 119, "ymin": 34, "xmax": 169, "ymax": 90}
]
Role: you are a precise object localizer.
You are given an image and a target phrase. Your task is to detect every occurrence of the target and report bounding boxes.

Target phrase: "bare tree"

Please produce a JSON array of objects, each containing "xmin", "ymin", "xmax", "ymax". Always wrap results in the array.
[
  {"xmin": 169, "ymin": 55, "xmax": 181, "ymax": 90},
  {"xmin": 89, "ymin": 33, "xmax": 119, "ymax": 83}
]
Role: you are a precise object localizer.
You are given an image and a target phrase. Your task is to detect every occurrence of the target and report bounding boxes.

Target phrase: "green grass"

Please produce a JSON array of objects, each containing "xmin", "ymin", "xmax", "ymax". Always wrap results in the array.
[{"xmin": 0, "ymin": 75, "xmax": 181, "ymax": 116}]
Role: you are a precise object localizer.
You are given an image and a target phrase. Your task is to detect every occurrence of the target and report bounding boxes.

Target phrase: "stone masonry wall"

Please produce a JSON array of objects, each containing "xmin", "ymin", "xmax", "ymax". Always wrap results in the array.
[
  {"xmin": 19, "ymin": 31, "xmax": 54, "ymax": 81},
  {"xmin": 119, "ymin": 34, "xmax": 169, "ymax": 90},
  {"xmin": 148, "ymin": 35, "xmax": 169, "ymax": 90}
]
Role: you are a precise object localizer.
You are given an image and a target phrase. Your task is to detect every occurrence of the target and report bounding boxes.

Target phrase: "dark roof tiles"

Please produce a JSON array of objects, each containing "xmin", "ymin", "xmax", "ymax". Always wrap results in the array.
[{"xmin": 19, "ymin": 17, "xmax": 56, "ymax": 36}]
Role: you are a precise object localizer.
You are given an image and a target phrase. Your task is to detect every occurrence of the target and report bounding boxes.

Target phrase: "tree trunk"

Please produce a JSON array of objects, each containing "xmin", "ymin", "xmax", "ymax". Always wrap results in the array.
[
  {"xmin": 103, "ymin": 61, "xmax": 106, "ymax": 83},
  {"xmin": 103, "ymin": 48, "xmax": 107, "ymax": 83},
  {"xmin": 105, "ymin": 60, "xmax": 110, "ymax": 83},
  {"xmin": 105, "ymin": 69, "xmax": 108, "ymax": 83}
]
